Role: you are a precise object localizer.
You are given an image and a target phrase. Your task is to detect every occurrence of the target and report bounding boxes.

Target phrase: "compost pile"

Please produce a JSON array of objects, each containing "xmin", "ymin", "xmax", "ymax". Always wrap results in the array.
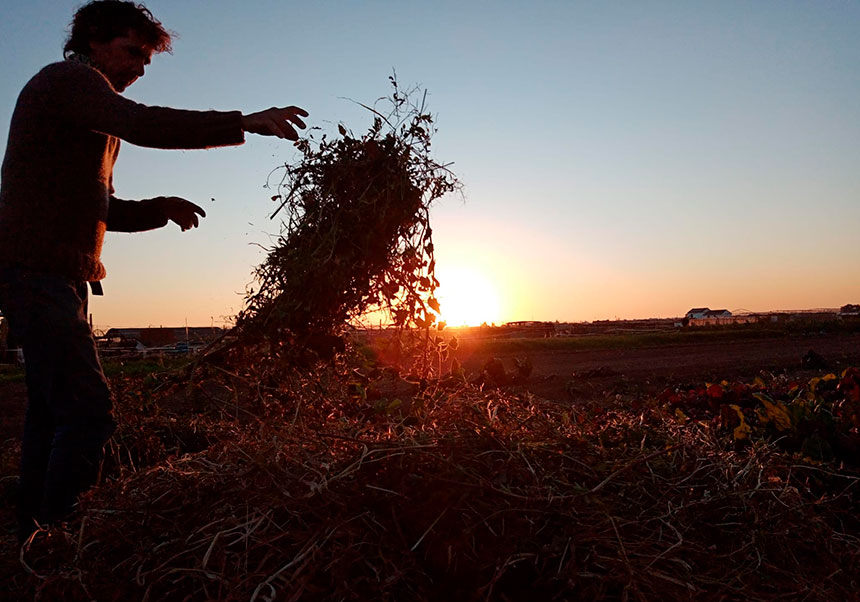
[
  {"xmin": 236, "ymin": 78, "xmax": 459, "ymax": 346},
  {"xmin": 7, "ymin": 364, "xmax": 860, "ymax": 601}
]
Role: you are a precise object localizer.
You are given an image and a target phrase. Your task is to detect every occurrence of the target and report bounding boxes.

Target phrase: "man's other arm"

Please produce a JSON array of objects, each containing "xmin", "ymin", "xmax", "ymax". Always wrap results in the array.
[{"xmin": 107, "ymin": 196, "xmax": 205, "ymax": 232}]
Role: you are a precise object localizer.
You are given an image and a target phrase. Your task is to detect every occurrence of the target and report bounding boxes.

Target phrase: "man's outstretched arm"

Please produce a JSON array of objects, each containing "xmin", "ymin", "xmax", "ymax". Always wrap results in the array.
[
  {"xmin": 50, "ymin": 62, "xmax": 309, "ymax": 149},
  {"xmin": 107, "ymin": 196, "xmax": 206, "ymax": 232}
]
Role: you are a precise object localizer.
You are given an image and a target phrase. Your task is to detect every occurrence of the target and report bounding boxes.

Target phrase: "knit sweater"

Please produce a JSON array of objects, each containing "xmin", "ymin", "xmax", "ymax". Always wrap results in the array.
[{"xmin": 0, "ymin": 59, "xmax": 245, "ymax": 281}]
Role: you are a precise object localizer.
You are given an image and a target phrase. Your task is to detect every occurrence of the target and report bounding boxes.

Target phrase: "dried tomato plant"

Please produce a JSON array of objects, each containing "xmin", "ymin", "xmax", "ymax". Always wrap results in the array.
[{"xmin": 236, "ymin": 77, "xmax": 460, "ymax": 344}]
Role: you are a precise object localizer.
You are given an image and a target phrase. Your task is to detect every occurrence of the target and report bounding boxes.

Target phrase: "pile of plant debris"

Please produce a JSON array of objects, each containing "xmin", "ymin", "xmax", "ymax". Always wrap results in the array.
[
  {"xmin": 8, "ymin": 361, "xmax": 860, "ymax": 601},
  {"xmin": 236, "ymin": 77, "xmax": 459, "ymax": 350}
]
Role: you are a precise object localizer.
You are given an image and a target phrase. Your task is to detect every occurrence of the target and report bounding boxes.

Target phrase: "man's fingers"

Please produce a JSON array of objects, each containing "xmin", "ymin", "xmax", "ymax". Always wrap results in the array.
[
  {"xmin": 186, "ymin": 205, "xmax": 201, "ymax": 229},
  {"xmin": 267, "ymin": 115, "xmax": 298, "ymax": 140},
  {"xmin": 270, "ymin": 107, "xmax": 305, "ymax": 138},
  {"xmin": 187, "ymin": 201, "xmax": 206, "ymax": 218},
  {"xmin": 286, "ymin": 115, "xmax": 306, "ymax": 130},
  {"xmin": 242, "ymin": 106, "xmax": 308, "ymax": 139},
  {"xmin": 180, "ymin": 213, "xmax": 197, "ymax": 231},
  {"xmin": 168, "ymin": 197, "xmax": 205, "ymax": 218},
  {"xmin": 158, "ymin": 197, "xmax": 206, "ymax": 230},
  {"xmin": 281, "ymin": 107, "xmax": 307, "ymax": 129}
]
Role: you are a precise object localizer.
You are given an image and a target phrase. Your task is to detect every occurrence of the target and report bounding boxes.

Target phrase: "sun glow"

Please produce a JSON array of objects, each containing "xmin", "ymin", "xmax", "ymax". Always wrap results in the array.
[{"xmin": 434, "ymin": 266, "xmax": 502, "ymax": 327}]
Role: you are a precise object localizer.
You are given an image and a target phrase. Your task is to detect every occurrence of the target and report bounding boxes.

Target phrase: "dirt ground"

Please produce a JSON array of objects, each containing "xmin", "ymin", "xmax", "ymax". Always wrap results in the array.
[{"xmin": 458, "ymin": 332, "xmax": 860, "ymax": 402}]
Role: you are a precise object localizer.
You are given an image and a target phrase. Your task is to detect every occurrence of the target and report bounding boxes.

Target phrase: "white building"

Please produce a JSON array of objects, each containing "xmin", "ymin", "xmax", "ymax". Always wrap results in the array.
[{"xmin": 685, "ymin": 308, "xmax": 732, "ymax": 320}]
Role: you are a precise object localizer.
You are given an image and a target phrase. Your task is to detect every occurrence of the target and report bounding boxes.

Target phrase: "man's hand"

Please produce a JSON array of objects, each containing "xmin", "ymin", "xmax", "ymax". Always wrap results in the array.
[
  {"xmin": 151, "ymin": 196, "xmax": 206, "ymax": 231},
  {"xmin": 241, "ymin": 106, "xmax": 308, "ymax": 140}
]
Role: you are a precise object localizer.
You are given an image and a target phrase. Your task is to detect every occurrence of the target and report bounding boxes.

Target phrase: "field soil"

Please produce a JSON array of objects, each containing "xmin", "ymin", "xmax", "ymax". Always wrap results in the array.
[{"xmin": 458, "ymin": 331, "xmax": 860, "ymax": 401}]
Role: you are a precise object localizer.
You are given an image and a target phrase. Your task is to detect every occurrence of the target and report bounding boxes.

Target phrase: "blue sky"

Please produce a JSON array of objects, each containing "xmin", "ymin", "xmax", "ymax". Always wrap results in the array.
[{"xmin": 2, "ymin": 1, "xmax": 859, "ymax": 327}]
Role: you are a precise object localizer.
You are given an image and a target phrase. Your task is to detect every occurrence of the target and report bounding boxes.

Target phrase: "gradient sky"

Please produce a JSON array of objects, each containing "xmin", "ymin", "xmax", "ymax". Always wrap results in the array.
[{"xmin": 2, "ymin": 1, "xmax": 858, "ymax": 329}]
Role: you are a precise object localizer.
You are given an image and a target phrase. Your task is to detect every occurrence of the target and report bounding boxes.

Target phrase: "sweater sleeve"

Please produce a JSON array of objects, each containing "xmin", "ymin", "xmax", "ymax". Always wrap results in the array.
[
  {"xmin": 49, "ymin": 62, "xmax": 246, "ymax": 150},
  {"xmin": 106, "ymin": 197, "xmax": 169, "ymax": 232}
]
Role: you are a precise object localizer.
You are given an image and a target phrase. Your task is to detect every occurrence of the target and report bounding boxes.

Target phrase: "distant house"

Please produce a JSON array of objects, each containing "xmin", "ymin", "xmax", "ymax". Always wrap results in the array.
[
  {"xmin": 685, "ymin": 308, "xmax": 732, "ymax": 320},
  {"xmin": 685, "ymin": 308, "xmax": 710, "ymax": 320},
  {"xmin": 839, "ymin": 304, "xmax": 860, "ymax": 317}
]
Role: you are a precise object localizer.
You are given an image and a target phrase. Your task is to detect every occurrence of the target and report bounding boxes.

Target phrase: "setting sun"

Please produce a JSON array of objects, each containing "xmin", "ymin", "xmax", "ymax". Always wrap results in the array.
[{"xmin": 433, "ymin": 266, "xmax": 502, "ymax": 327}]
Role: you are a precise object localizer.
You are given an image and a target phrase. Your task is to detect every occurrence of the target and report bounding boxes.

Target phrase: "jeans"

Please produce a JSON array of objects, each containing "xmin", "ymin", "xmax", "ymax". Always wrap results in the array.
[{"xmin": 0, "ymin": 267, "xmax": 115, "ymax": 542}]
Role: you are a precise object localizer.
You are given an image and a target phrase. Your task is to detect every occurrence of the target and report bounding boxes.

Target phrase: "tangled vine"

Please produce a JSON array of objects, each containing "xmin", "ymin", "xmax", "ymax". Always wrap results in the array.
[{"xmin": 236, "ymin": 77, "xmax": 460, "ymax": 348}]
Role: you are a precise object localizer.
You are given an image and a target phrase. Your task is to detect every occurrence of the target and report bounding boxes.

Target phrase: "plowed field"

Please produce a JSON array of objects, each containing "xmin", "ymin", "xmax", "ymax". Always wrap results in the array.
[{"xmin": 458, "ymin": 332, "xmax": 860, "ymax": 401}]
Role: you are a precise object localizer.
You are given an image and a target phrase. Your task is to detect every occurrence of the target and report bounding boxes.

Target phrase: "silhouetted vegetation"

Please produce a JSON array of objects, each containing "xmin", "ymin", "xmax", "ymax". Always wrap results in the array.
[{"xmin": 237, "ymin": 77, "xmax": 459, "ymax": 350}]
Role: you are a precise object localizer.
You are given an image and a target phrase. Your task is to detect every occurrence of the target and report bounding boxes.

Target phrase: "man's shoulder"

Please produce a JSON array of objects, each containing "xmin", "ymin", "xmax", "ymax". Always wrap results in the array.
[
  {"xmin": 37, "ymin": 60, "xmax": 103, "ymax": 79},
  {"xmin": 26, "ymin": 60, "xmax": 107, "ymax": 93}
]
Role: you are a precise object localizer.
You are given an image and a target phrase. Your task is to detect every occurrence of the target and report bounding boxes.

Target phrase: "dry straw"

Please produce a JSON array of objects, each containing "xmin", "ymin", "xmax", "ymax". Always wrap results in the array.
[{"xmin": 14, "ymin": 363, "xmax": 860, "ymax": 601}]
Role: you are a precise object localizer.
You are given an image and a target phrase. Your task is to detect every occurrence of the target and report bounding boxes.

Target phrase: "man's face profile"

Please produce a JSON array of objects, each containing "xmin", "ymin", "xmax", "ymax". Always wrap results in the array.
[{"xmin": 88, "ymin": 29, "xmax": 154, "ymax": 92}]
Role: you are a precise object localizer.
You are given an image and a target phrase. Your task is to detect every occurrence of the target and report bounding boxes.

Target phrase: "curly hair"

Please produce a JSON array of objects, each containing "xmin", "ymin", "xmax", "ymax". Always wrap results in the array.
[{"xmin": 64, "ymin": 0, "xmax": 173, "ymax": 57}]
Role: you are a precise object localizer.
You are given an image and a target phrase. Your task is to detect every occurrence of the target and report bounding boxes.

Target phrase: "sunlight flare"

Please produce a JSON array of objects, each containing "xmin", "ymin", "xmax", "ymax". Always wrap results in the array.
[{"xmin": 434, "ymin": 265, "xmax": 502, "ymax": 327}]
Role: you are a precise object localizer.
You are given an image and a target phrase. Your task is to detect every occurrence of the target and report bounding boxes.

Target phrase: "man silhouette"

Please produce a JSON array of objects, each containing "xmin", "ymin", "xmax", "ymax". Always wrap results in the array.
[{"xmin": 0, "ymin": 0, "xmax": 307, "ymax": 544}]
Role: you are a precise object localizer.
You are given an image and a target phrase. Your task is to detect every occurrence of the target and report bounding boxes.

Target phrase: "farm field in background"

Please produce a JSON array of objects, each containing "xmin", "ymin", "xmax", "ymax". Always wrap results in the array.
[
  {"xmin": 357, "ymin": 320, "xmax": 860, "ymax": 402},
  {"xmin": 457, "ymin": 330, "xmax": 860, "ymax": 402}
]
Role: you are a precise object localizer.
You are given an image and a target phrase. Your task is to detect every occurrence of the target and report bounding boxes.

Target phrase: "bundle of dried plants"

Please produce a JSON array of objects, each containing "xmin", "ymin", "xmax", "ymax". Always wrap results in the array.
[{"xmin": 236, "ymin": 76, "xmax": 460, "ymax": 350}]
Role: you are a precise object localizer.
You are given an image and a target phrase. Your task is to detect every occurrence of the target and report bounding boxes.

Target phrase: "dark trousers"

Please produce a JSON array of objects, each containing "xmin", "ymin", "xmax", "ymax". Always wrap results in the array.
[{"xmin": 0, "ymin": 268, "xmax": 115, "ymax": 542}]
